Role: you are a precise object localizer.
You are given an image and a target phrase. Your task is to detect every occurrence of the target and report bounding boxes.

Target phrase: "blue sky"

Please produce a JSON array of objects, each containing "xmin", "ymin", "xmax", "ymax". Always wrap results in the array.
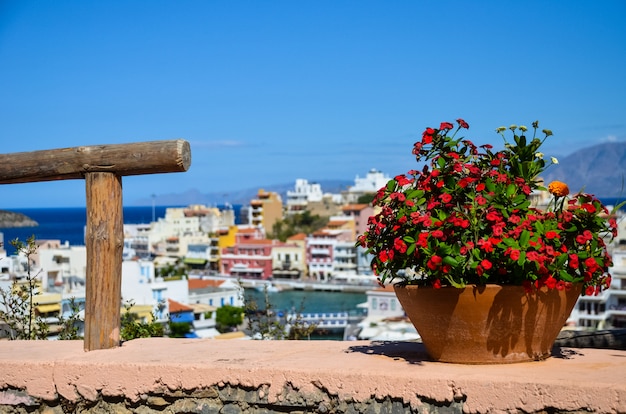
[{"xmin": 1, "ymin": 1, "xmax": 625, "ymax": 208}]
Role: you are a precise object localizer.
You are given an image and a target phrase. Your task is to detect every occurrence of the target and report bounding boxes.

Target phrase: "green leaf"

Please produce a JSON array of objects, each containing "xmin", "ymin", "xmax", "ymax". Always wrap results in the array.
[
  {"xmin": 406, "ymin": 243, "xmax": 416, "ymax": 256},
  {"xmin": 485, "ymin": 178, "xmax": 496, "ymax": 193},
  {"xmin": 406, "ymin": 189, "xmax": 424, "ymax": 200},
  {"xmin": 439, "ymin": 244, "xmax": 452, "ymax": 255},
  {"xmin": 502, "ymin": 238, "xmax": 517, "ymax": 247},
  {"xmin": 506, "ymin": 184, "xmax": 516, "ymax": 197},
  {"xmin": 520, "ymin": 230, "xmax": 530, "ymax": 247},
  {"xmin": 443, "ymin": 256, "xmax": 459, "ymax": 267},
  {"xmin": 559, "ymin": 270, "xmax": 574, "ymax": 282}
]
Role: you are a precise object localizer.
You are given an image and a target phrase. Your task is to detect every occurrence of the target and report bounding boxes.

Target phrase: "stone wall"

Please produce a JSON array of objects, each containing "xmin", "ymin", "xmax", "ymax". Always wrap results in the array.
[{"xmin": 1, "ymin": 339, "xmax": 625, "ymax": 413}]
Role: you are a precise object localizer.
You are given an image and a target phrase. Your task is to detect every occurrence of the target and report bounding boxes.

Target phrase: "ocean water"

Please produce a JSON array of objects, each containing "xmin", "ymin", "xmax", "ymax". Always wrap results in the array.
[
  {"xmin": 0, "ymin": 206, "xmax": 176, "ymax": 253},
  {"xmin": 0, "ymin": 205, "xmax": 246, "ymax": 254},
  {"xmin": 243, "ymin": 288, "xmax": 366, "ymax": 315}
]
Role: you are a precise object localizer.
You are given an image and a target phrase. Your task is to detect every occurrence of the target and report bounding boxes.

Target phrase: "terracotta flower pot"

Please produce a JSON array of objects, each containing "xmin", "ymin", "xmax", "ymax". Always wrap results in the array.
[{"xmin": 393, "ymin": 284, "xmax": 582, "ymax": 364}]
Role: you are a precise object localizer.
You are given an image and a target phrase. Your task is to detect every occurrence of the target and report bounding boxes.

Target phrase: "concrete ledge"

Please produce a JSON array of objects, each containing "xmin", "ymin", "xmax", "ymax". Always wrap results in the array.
[{"xmin": 1, "ymin": 339, "xmax": 625, "ymax": 413}]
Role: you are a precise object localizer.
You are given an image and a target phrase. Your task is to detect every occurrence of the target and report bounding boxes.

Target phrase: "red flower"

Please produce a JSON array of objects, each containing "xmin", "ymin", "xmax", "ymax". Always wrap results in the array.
[
  {"xmin": 389, "ymin": 192, "xmax": 406, "ymax": 201},
  {"xmin": 456, "ymin": 118, "xmax": 469, "ymax": 129},
  {"xmin": 422, "ymin": 128, "xmax": 435, "ymax": 144},
  {"xmin": 395, "ymin": 174, "xmax": 412, "ymax": 186},
  {"xmin": 477, "ymin": 238, "xmax": 494, "ymax": 253},
  {"xmin": 416, "ymin": 232, "xmax": 429, "ymax": 248},
  {"xmin": 379, "ymin": 250, "xmax": 389, "ymax": 262},
  {"xmin": 427, "ymin": 255, "xmax": 443, "ymax": 270},
  {"xmin": 480, "ymin": 259, "xmax": 492, "ymax": 270},
  {"xmin": 545, "ymin": 231, "xmax": 559, "ymax": 239},
  {"xmin": 584, "ymin": 257, "xmax": 600, "ymax": 273},
  {"xmin": 394, "ymin": 238, "xmax": 407, "ymax": 253},
  {"xmin": 440, "ymin": 122, "xmax": 454, "ymax": 130},
  {"xmin": 581, "ymin": 203, "xmax": 596, "ymax": 213},
  {"xmin": 431, "ymin": 229, "xmax": 444, "ymax": 239}
]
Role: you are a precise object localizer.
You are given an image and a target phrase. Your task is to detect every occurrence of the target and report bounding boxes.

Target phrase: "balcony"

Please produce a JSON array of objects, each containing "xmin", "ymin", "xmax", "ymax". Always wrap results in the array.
[{"xmin": 1, "ymin": 339, "xmax": 625, "ymax": 413}]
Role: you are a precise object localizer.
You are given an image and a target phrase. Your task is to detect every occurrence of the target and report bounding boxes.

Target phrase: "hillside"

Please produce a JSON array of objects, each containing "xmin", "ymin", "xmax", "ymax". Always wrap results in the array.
[
  {"xmin": 543, "ymin": 142, "xmax": 626, "ymax": 197},
  {"xmin": 130, "ymin": 142, "xmax": 626, "ymax": 206},
  {"xmin": 0, "ymin": 210, "xmax": 38, "ymax": 228},
  {"xmin": 133, "ymin": 179, "xmax": 353, "ymax": 207}
]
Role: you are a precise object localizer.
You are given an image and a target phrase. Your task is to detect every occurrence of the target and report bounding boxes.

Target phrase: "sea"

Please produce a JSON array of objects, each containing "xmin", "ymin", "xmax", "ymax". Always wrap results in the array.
[
  {"xmin": 0, "ymin": 206, "xmax": 178, "ymax": 252},
  {"xmin": 0, "ymin": 205, "xmax": 368, "ymax": 320}
]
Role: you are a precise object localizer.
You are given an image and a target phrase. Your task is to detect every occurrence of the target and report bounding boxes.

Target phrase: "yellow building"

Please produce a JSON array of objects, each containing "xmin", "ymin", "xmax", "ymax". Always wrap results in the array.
[{"xmin": 249, "ymin": 189, "xmax": 283, "ymax": 235}]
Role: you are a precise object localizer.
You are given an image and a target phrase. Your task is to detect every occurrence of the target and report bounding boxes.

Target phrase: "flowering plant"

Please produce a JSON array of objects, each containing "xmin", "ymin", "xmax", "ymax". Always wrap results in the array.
[{"xmin": 358, "ymin": 119, "xmax": 619, "ymax": 295}]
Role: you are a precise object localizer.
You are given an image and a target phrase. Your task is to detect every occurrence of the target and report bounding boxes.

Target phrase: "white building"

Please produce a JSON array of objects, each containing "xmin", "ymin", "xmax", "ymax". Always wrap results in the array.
[
  {"xmin": 343, "ymin": 169, "xmax": 390, "ymax": 203},
  {"xmin": 286, "ymin": 179, "xmax": 324, "ymax": 216},
  {"xmin": 148, "ymin": 205, "xmax": 235, "ymax": 258},
  {"xmin": 570, "ymin": 249, "xmax": 626, "ymax": 329},
  {"xmin": 187, "ymin": 278, "xmax": 244, "ymax": 308},
  {"xmin": 38, "ymin": 243, "xmax": 87, "ymax": 292},
  {"xmin": 356, "ymin": 285, "xmax": 419, "ymax": 341}
]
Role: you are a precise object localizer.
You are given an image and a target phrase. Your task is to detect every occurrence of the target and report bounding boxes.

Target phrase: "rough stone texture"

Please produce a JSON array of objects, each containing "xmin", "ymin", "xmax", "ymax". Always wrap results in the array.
[{"xmin": 0, "ymin": 338, "xmax": 625, "ymax": 413}]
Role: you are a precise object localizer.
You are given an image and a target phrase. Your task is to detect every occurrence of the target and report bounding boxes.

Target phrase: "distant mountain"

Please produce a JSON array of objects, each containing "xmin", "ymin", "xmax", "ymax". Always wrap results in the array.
[
  {"xmin": 132, "ymin": 142, "xmax": 626, "ymax": 207},
  {"xmin": 0, "ymin": 210, "xmax": 38, "ymax": 228},
  {"xmin": 543, "ymin": 142, "xmax": 626, "ymax": 198},
  {"xmin": 132, "ymin": 179, "xmax": 353, "ymax": 206}
]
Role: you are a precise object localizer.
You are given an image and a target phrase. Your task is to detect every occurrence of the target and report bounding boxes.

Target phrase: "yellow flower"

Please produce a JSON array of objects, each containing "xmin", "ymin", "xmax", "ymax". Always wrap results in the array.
[{"xmin": 548, "ymin": 181, "xmax": 569, "ymax": 197}]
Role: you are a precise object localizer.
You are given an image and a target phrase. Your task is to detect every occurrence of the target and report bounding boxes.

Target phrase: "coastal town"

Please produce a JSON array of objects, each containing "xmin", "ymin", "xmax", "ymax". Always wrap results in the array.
[
  {"xmin": 1, "ymin": 168, "xmax": 626, "ymax": 341},
  {"xmin": 0, "ymin": 169, "xmax": 413, "ymax": 340}
]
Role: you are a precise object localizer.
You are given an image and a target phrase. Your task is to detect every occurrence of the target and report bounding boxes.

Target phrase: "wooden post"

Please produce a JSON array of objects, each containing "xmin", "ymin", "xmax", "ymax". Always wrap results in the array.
[
  {"xmin": 0, "ymin": 139, "xmax": 191, "ymax": 351},
  {"xmin": 84, "ymin": 172, "xmax": 124, "ymax": 350}
]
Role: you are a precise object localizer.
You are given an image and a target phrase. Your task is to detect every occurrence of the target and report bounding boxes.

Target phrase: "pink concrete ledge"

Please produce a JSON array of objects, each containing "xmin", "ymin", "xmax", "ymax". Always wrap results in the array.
[{"xmin": 1, "ymin": 339, "xmax": 625, "ymax": 413}]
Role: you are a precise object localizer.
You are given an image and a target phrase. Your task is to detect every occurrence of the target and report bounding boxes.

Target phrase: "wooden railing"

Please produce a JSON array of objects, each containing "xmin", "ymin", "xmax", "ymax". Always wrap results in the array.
[{"xmin": 0, "ymin": 140, "xmax": 191, "ymax": 350}]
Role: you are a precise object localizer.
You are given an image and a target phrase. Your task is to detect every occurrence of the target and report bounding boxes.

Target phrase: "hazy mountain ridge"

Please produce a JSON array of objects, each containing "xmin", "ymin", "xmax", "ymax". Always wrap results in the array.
[
  {"xmin": 132, "ymin": 142, "xmax": 626, "ymax": 206},
  {"xmin": 134, "ymin": 180, "xmax": 353, "ymax": 207},
  {"xmin": 543, "ymin": 142, "xmax": 626, "ymax": 198},
  {"xmin": 0, "ymin": 210, "xmax": 38, "ymax": 228}
]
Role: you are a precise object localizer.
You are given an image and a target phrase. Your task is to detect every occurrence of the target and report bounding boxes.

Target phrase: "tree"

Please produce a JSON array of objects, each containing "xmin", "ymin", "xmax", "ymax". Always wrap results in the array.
[
  {"xmin": 357, "ymin": 193, "xmax": 376, "ymax": 205},
  {"xmin": 0, "ymin": 236, "xmax": 49, "ymax": 340},
  {"xmin": 268, "ymin": 210, "xmax": 328, "ymax": 241},
  {"xmin": 168, "ymin": 321, "xmax": 191, "ymax": 338},
  {"xmin": 216, "ymin": 304, "xmax": 244, "ymax": 333},
  {"xmin": 120, "ymin": 300, "xmax": 164, "ymax": 341}
]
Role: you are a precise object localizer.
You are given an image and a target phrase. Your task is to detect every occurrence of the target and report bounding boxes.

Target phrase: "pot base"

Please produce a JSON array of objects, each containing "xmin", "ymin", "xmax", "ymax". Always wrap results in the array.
[{"xmin": 393, "ymin": 284, "xmax": 582, "ymax": 364}]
